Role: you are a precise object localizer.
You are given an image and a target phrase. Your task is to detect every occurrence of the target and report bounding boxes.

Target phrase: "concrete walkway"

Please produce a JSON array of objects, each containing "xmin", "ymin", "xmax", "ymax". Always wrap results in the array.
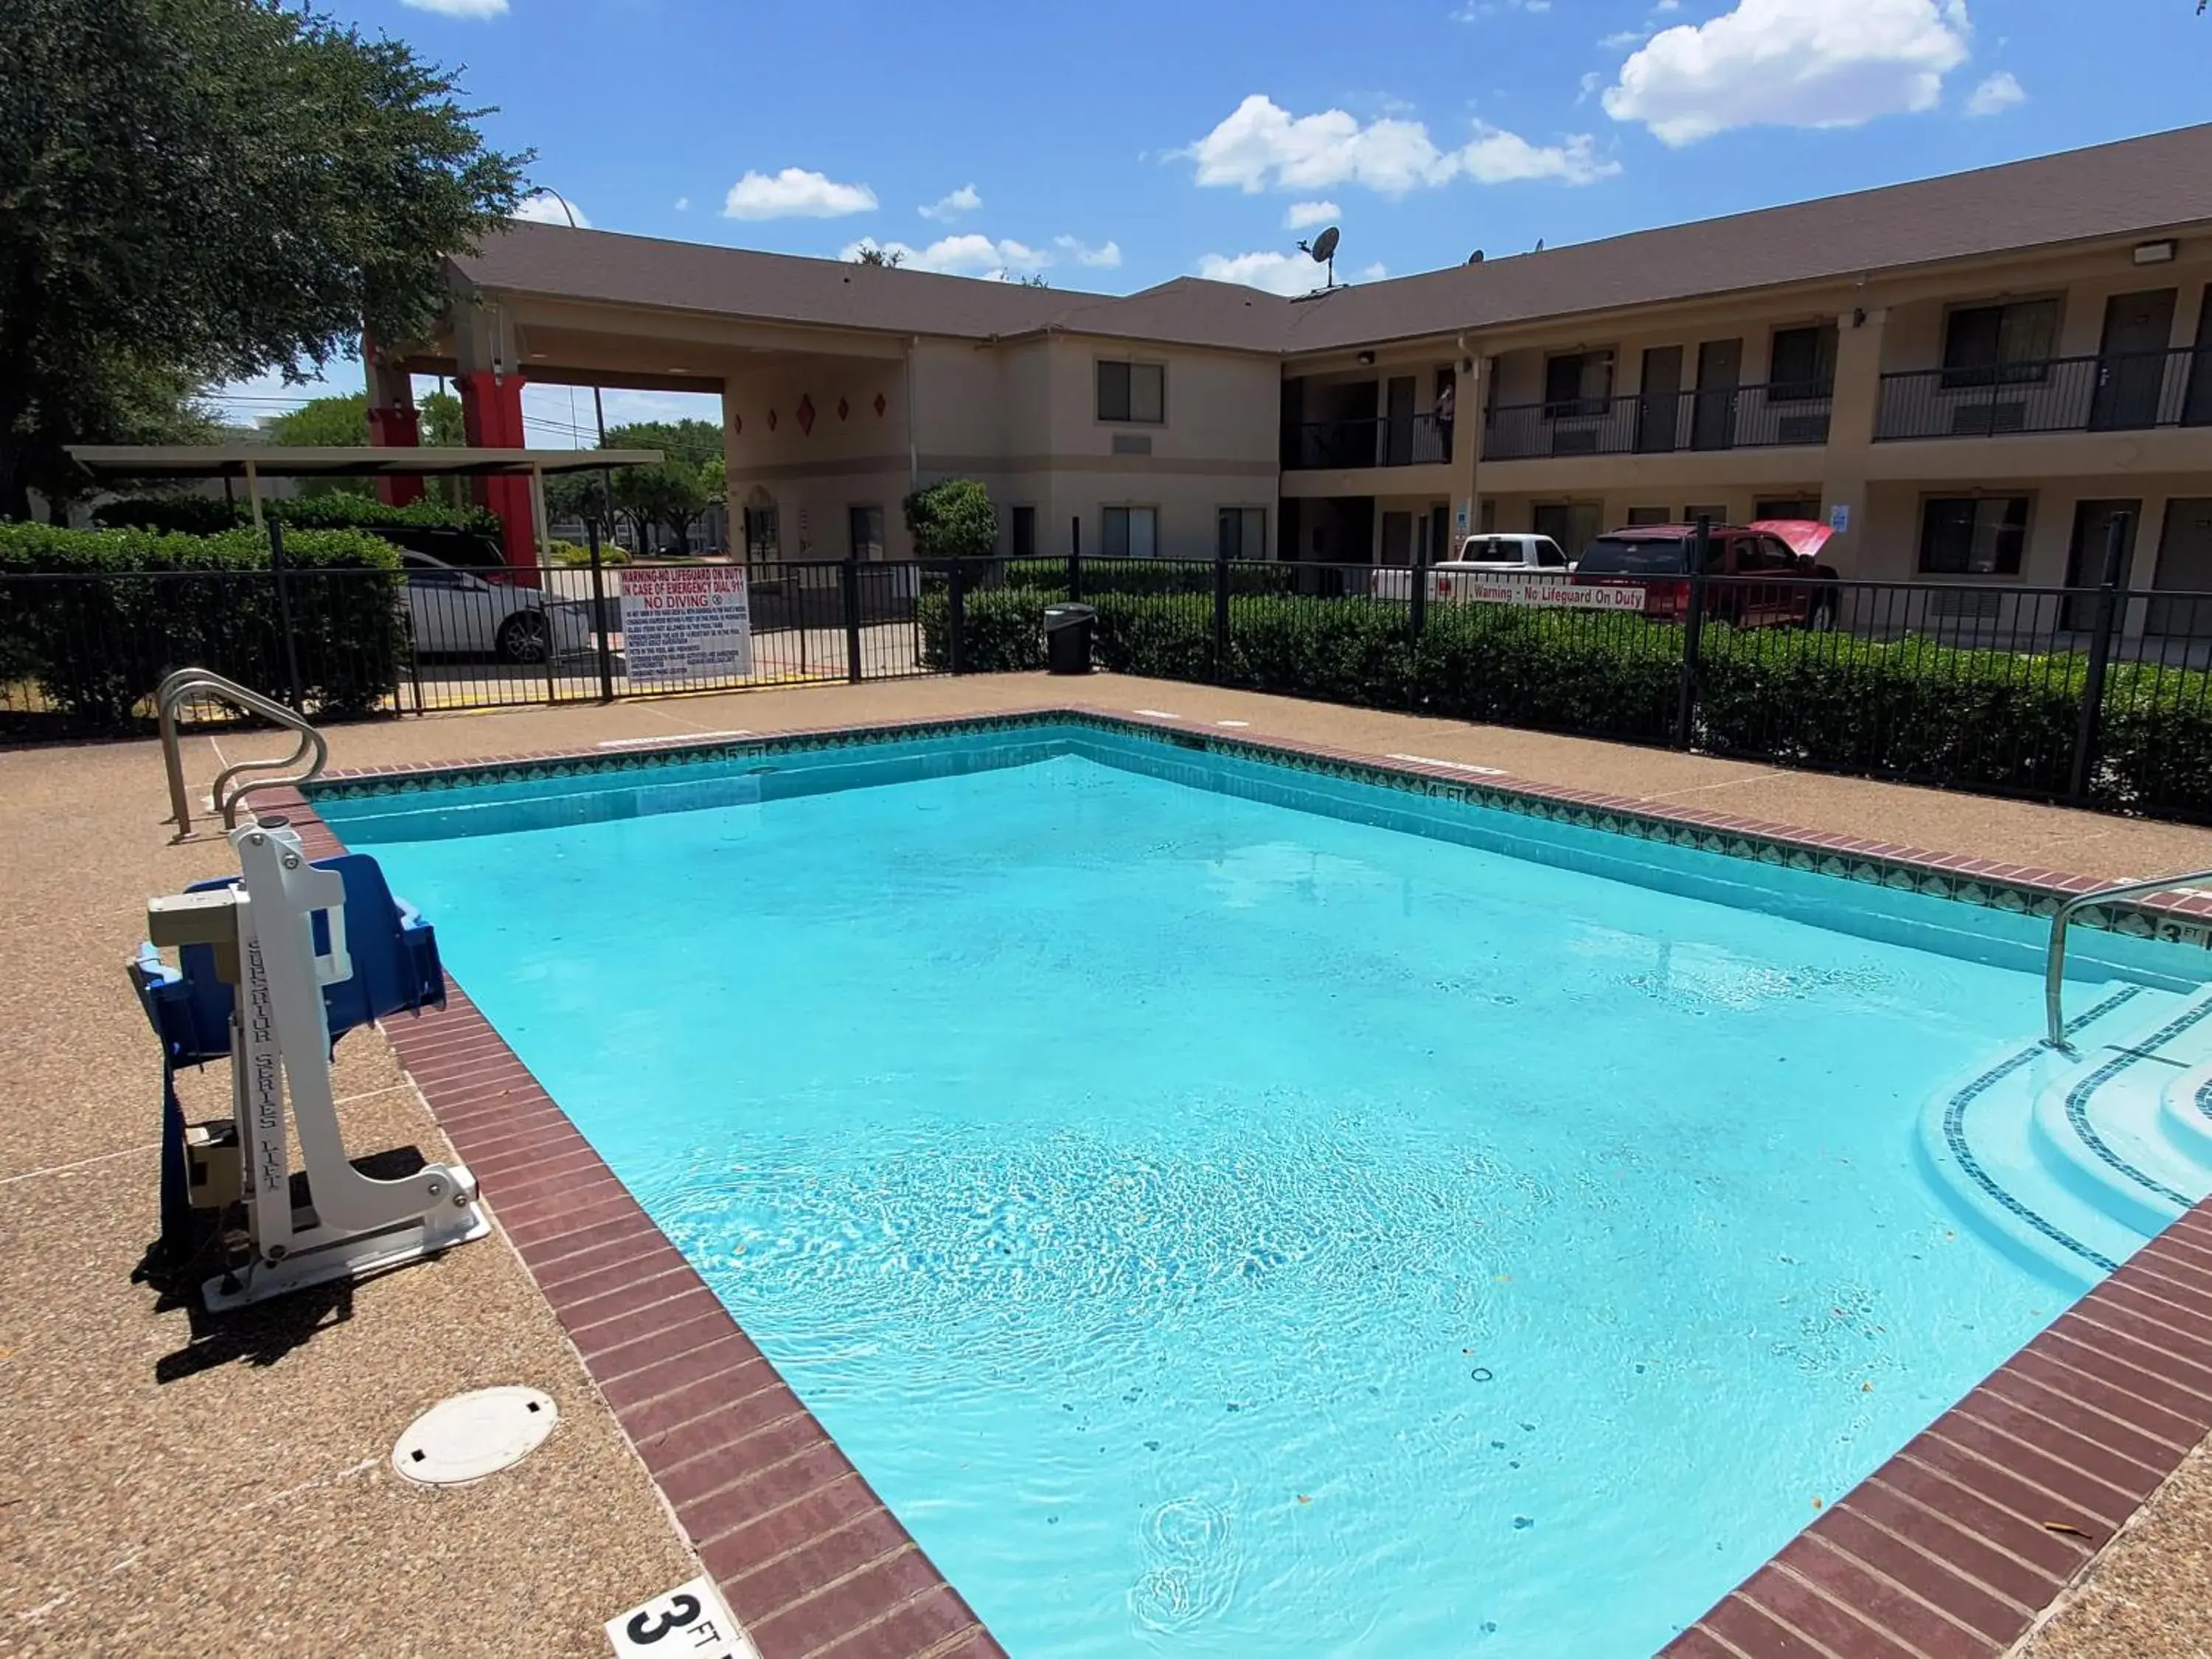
[{"xmin": 6, "ymin": 672, "xmax": 2210, "ymax": 1657}]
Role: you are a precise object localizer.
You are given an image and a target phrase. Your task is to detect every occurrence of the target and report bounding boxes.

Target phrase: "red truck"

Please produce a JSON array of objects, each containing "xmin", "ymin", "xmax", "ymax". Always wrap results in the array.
[{"xmin": 1571, "ymin": 520, "xmax": 1840, "ymax": 629}]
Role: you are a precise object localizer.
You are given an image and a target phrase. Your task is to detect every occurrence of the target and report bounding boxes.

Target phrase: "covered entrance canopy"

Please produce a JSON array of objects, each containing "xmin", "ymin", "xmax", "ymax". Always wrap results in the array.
[{"xmin": 65, "ymin": 444, "xmax": 664, "ymax": 565}]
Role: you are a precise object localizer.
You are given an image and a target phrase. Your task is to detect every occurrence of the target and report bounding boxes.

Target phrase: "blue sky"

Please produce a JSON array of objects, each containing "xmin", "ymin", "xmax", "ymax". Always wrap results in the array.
[{"xmin": 216, "ymin": 0, "xmax": 2209, "ymax": 436}]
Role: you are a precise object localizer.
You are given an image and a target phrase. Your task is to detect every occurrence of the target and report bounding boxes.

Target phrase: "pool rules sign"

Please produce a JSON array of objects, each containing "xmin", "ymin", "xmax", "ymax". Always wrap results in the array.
[{"xmin": 620, "ymin": 566, "xmax": 754, "ymax": 686}]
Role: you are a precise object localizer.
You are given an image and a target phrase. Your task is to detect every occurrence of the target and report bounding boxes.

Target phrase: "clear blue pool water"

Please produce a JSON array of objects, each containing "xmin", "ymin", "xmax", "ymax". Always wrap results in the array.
[{"xmin": 322, "ymin": 726, "xmax": 2185, "ymax": 1656}]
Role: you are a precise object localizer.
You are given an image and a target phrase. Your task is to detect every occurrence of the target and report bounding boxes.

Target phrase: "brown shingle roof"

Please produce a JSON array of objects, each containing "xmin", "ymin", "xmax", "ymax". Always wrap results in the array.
[
  {"xmin": 1281, "ymin": 122, "xmax": 2212, "ymax": 352},
  {"xmin": 451, "ymin": 124, "xmax": 2212, "ymax": 358}
]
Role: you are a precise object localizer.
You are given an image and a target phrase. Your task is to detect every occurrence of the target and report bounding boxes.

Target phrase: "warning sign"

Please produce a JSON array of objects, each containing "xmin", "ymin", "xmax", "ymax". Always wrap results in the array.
[{"xmin": 619, "ymin": 566, "xmax": 754, "ymax": 686}]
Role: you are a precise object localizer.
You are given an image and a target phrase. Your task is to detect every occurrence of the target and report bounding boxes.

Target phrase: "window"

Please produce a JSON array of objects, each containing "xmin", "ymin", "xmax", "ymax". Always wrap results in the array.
[
  {"xmin": 1684, "ymin": 504, "xmax": 1727, "ymax": 528},
  {"xmin": 1097, "ymin": 360, "xmax": 1165, "ymax": 423},
  {"xmin": 1102, "ymin": 505, "xmax": 1158, "ymax": 558},
  {"xmin": 1750, "ymin": 535, "xmax": 1801, "ymax": 572},
  {"xmin": 1755, "ymin": 498, "xmax": 1822, "ymax": 522},
  {"xmin": 1578, "ymin": 536, "xmax": 1693, "ymax": 576},
  {"xmin": 1478, "ymin": 498, "xmax": 1498, "ymax": 535},
  {"xmin": 1011, "ymin": 505, "xmax": 1037, "ymax": 560},
  {"xmin": 1919, "ymin": 495, "xmax": 2030, "ymax": 575},
  {"xmin": 1941, "ymin": 300, "xmax": 2060, "ymax": 389},
  {"xmin": 847, "ymin": 504, "xmax": 884, "ymax": 560},
  {"xmin": 1543, "ymin": 350, "xmax": 1615, "ymax": 418},
  {"xmin": 1217, "ymin": 507, "xmax": 1265, "ymax": 560},
  {"xmin": 1627, "ymin": 506, "xmax": 1672, "ymax": 526},
  {"xmin": 1768, "ymin": 325, "xmax": 1837, "ymax": 400}
]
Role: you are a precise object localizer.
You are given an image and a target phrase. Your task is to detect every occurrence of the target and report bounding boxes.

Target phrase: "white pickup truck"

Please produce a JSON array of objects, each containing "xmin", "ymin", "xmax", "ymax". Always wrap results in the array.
[{"xmin": 1369, "ymin": 533, "xmax": 1574, "ymax": 599}]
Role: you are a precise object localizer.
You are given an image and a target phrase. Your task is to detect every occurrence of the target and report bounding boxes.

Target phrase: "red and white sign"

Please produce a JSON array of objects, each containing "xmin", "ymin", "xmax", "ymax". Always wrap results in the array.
[{"xmin": 619, "ymin": 566, "xmax": 754, "ymax": 686}]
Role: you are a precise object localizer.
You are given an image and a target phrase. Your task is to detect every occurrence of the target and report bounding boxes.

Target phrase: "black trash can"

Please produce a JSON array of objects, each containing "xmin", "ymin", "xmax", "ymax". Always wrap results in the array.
[{"xmin": 1044, "ymin": 602, "xmax": 1096, "ymax": 675}]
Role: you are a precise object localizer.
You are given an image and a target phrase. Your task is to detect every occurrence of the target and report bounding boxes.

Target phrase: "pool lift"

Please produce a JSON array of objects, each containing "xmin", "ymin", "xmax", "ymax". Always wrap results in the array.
[{"xmin": 133, "ymin": 817, "xmax": 487, "ymax": 1310}]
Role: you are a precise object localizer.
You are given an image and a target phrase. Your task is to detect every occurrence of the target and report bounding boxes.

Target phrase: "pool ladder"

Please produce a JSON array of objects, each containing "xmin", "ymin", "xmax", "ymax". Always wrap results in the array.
[
  {"xmin": 157, "ymin": 668, "xmax": 329, "ymax": 839},
  {"xmin": 2046, "ymin": 867, "xmax": 2212, "ymax": 1049}
]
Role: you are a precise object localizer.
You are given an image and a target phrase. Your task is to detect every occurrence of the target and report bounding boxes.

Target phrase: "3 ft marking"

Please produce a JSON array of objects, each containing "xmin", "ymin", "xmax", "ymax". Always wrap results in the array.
[{"xmin": 606, "ymin": 1576, "xmax": 757, "ymax": 1659}]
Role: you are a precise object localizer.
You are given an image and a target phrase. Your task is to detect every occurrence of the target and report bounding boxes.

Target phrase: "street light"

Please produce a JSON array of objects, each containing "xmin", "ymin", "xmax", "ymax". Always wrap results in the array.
[{"xmin": 538, "ymin": 189, "xmax": 617, "ymax": 546}]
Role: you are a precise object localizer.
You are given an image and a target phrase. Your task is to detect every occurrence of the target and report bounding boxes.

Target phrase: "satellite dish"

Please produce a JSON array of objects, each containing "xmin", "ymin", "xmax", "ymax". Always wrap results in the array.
[
  {"xmin": 1467, "ymin": 249, "xmax": 1485, "ymax": 264},
  {"xmin": 1294, "ymin": 225, "xmax": 1342, "ymax": 290}
]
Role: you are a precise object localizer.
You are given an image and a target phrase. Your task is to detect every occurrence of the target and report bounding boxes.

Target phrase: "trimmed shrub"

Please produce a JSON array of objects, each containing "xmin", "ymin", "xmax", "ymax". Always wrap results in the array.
[
  {"xmin": 1004, "ymin": 557, "xmax": 1301, "ymax": 599},
  {"xmin": 904, "ymin": 479, "xmax": 998, "ymax": 559},
  {"xmin": 549, "ymin": 539, "xmax": 631, "ymax": 566},
  {"xmin": 0, "ymin": 524, "xmax": 406, "ymax": 728},
  {"xmin": 91, "ymin": 495, "xmax": 248, "ymax": 535},
  {"xmin": 919, "ymin": 585, "xmax": 1053, "ymax": 672},
  {"xmin": 90, "ymin": 491, "xmax": 499, "ymax": 538}
]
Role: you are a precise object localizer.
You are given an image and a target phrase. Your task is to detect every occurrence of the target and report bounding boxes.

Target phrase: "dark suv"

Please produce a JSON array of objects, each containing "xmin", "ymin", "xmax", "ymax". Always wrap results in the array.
[{"xmin": 1572, "ymin": 522, "xmax": 1839, "ymax": 629}]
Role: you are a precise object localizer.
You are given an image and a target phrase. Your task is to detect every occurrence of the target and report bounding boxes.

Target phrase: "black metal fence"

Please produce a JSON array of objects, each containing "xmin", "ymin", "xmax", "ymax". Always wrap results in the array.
[
  {"xmin": 938, "ymin": 546, "xmax": 2212, "ymax": 823},
  {"xmin": 12, "ymin": 539, "xmax": 2212, "ymax": 822},
  {"xmin": 0, "ymin": 553, "xmax": 933, "ymax": 735}
]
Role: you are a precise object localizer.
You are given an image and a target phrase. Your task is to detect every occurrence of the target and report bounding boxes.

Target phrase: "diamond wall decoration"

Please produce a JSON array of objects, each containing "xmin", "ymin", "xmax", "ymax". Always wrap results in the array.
[
  {"xmin": 837, "ymin": 397, "xmax": 850, "ymax": 422},
  {"xmin": 796, "ymin": 394, "xmax": 815, "ymax": 436},
  {"xmin": 873, "ymin": 392, "xmax": 887, "ymax": 417},
  {"xmin": 767, "ymin": 408, "xmax": 778, "ymax": 431}
]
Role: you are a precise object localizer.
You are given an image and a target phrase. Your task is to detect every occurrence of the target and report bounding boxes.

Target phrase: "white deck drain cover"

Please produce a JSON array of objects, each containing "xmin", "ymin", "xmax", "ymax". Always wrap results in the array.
[{"xmin": 393, "ymin": 1386, "xmax": 557, "ymax": 1485}]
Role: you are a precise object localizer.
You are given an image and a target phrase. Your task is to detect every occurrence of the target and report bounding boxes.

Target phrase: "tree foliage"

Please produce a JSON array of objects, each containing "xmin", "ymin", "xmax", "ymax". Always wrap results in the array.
[
  {"xmin": 602, "ymin": 420, "xmax": 720, "ymax": 552},
  {"xmin": 0, "ymin": 0, "xmax": 529, "ymax": 516},
  {"xmin": 903, "ymin": 478, "xmax": 998, "ymax": 559}
]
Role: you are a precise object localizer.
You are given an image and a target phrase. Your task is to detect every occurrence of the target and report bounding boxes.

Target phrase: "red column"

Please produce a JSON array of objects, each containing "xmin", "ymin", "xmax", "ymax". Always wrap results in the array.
[
  {"xmin": 458, "ymin": 370, "xmax": 538, "ymax": 576},
  {"xmin": 364, "ymin": 406, "xmax": 425, "ymax": 507}
]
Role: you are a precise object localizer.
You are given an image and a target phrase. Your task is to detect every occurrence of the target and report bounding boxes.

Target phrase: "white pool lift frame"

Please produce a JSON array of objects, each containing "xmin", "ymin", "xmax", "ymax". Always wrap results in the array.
[{"xmin": 145, "ymin": 819, "xmax": 488, "ymax": 1310}]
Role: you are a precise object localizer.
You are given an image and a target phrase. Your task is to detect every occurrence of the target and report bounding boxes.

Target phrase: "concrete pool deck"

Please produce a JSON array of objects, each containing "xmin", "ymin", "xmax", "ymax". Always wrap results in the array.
[{"xmin": 7, "ymin": 671, "xmax": 2212, "ymax": 1657}]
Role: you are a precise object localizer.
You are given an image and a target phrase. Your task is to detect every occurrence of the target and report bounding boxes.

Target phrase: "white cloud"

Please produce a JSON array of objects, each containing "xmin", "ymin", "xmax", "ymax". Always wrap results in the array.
[
  {"xmin": 1578, "ymin": 69, "xmax": 1604, "ymax": 102},
  {"xmin": 919, "ymin": 184, "xmax": 983, "ymax": 222},
  {"xmin": 1184, "ymin": 94, "xmax": 1616, "ymax": 194},
  {"xmin": 723, "ymin": 167, "xmax": 878, "ymax": 220},
  {"xmin": 1600, "ymin": 29, "xmax": 1646, "ymax": 46},
  {"xmin": 1284, "ymin": 200, "xmax": 1340, "ymax": 229},
  {"xmin": 840, "ymin": 233, "xmax": 1053, "ymax": 277},
  {"xmin": 1602, "ymin": 0, "xmax": 1973, "ymax": 146},
  {"xmin": 1462, "ymin": 122, "xmax": 1617, "ymax": 184},
  {"xmin": 511, "ymin": 192, "xmax": 585, "ymax": 227},
  {"xmin": 400, "ymin": 0, "xmax": 507, "ymax": 17},
  {"xmin": 1054, "ymin": 234, "xmax": 1124, "ymax": 268},
  {"xmin": 673, "ymin": 196, "xmax": 690, "ymax": 212},
  {"xmin": 1195, "ymin": 251, "xmax": 1329, "ymax": 296},
  {"xmin": 1192, "ymin": 251, "xmax": 1391, "ymax": 295},
  {"xmin": 1966, "ymin": 69, "xmax": 2024, "ymax": 114}
]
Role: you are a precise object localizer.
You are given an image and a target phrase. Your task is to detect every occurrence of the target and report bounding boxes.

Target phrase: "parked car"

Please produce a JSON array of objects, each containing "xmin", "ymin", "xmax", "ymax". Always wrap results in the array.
[
  {"xmin": 398, "ymin": 551, "xmax": 596, "ymax": 662},
  {"xmin": 371, "ymin": 523, "xmax": 509, "ymax": 572},
  {"xmin": 1571, "ymin": 521, "xmax": 1840, "ymax": 628},
  {"xmin": 1427, "ymin": 532, "xmax": 1574, "ymax": 600}
]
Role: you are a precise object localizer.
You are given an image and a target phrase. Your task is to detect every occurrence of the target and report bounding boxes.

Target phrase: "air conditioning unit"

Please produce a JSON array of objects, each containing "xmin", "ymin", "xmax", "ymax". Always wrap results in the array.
[
  {"xmin": 1950, "ymin": 403, "xmax": 2028, "ymax": 437},
  {"xmin": 1111, "ymin": 433, "xmax": 1153, "ymax": 456},
  {"xmin": 1931, "ymin": 588, "xmax": 2003, "ymax": 622},
  {"xmin": 1775, "ymin": 414, "xmax": 1831, "ymax": 445},
  {"xmin": 1550, "ymin": 427, "xmax": 1601, "ymax": 456}
]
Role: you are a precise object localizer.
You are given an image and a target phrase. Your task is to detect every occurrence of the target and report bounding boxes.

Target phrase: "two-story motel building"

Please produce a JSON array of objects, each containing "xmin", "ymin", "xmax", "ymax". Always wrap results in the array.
[{"xmin": 383, "ymin": 122, "xmax": 2212, "ymax": 601}]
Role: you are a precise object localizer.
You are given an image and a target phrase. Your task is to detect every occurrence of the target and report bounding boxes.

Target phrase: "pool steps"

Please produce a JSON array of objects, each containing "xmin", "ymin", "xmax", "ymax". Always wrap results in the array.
[{"xmin": 1921, "ymin": 984, "xmax": 2212, "ymax": 1290}]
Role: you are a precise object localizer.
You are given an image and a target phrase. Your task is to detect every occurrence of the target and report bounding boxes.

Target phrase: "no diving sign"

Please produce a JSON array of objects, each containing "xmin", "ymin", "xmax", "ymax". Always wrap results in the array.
[{"xmin": 620, "ymin": 566, "xmax": 755, "ymax": 687}]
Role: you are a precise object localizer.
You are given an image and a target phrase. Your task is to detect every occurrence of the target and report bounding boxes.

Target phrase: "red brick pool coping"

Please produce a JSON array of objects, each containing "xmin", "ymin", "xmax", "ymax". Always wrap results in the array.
[{"xmin": 277, "ymin": 706, "xmax": 2212, "ymax": 1658}]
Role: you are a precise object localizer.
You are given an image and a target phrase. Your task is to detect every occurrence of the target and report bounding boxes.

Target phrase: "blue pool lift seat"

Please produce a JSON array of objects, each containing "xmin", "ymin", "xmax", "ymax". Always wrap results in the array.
[{"xmin": 131, "ymin": 852, "xmax": 445, "ymax": 1256}]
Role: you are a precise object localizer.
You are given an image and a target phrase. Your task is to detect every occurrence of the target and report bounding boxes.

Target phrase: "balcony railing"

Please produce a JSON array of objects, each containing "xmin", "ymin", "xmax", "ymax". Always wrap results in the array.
[
  {"xmin": 1875, "ymin": 347, "xmax": 2212, "ymax": 441},
  {"xmin": 1282, "ymin": 413, "xmax": 1451, "ymax": 470},
  {"xmin": 1481, "ymin": 383, "xmax": 1834, "ymax": 460}
]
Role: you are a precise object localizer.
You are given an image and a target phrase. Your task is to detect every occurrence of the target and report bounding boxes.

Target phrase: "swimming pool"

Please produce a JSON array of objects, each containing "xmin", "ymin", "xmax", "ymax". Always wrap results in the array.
[{"xmin": 320, "ymin": 720, "xmax": 2212, "ymax": 1656}]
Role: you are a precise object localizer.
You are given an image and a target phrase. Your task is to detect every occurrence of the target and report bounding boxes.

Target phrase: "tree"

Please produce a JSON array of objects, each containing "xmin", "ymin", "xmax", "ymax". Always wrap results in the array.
[
  {"xmin": 852, "ymin": 246, "xmax": 905, "ymax": 268},
  {"xmin": 0, "ymin": 0, "xmax": 529, "ymax": 518},
  {"xmin": 265, "ymin": 393, "xmax": 370, "ymax": 448},
  {"xmin": 601, "ymin": 420, "xmax": 720, "ymax": 552},
  {"xmin": 903, "ymin": 478, "xmax": 998, "ymax": 559},
  {"xmin": 544, "ymin": 469, "xmax": 619, "ymax": 546},
  {"xmin": 32, "ymin": 353, "xmax": 225, "ymax": 520}
]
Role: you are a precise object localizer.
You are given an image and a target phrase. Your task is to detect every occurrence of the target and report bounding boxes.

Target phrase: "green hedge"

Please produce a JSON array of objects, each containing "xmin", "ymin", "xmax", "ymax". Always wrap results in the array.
[
  {"xmin": 1002, "ymin": 557, "xmax": 1300, "ymax": 598},
  {"xmin": 919, "ymin": 582, "xmax": 2212, "ymax": 819},
  {"xmin": 91, "ymin": 491, "xmax": 499, "ymax": 537},
  {"xmin": 0, "ymin": 524, "xmax": 407, "ymax": 728}
]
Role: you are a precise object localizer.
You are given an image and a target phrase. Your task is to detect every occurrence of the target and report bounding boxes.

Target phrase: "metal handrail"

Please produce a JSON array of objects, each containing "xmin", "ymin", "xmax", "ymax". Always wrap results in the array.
[
  {"xmin": 156, "ymin": 669, "xmax": 328, "ymax": 838},
  {"xmin": 2045, "ymin": 868, "xmax": 2212, "ymax": 1048}
]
